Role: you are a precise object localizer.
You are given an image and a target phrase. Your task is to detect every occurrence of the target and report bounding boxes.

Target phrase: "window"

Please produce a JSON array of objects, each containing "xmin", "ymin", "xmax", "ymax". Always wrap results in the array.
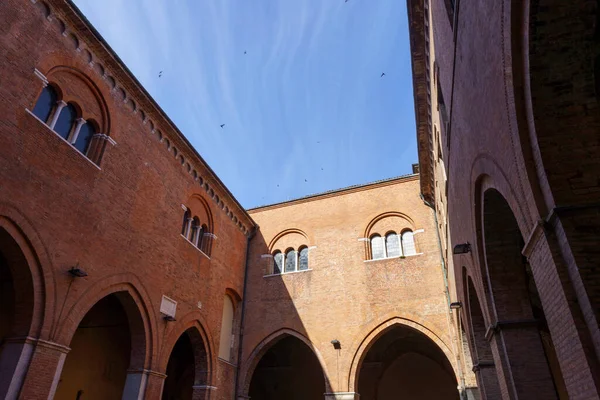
[
  {"xmin": 218, "ymin": 295, "xmax": 235, "ymax": 361},
  {"xmin": 402, "ymin": 230, "xmax": 417, "ymax": 256},
  {"xmin": 190, "ymin": 217, "xmax": 200, "ymax": 245},
  {"xmin": 33, "ymin": 86, "xmax": 57, "ymax": 123},
  {"xmin": 54, "ymin": 103, "xmax": 77, "ymax": 140},
  {"xmin": 371, "ymin": 235, "xmax": 386, "ymax": 260},
  {"xmin": 285, "ymin": 249, "xmax": 297, "ymax": 273},
  {"xmin": 298, "ymin": 247, "xmax": 309, "ymax": 271},
  {"xmin": 181, "ymin": 210, "xmax": 191, "ymax": 237},
  {"xmin": 74, "ymin": 122, "xmax": 95, "ymax": 154},
  {"xmin": 273, "ymin": 251, "xmax": 283, "ymax": 274},
  {"xmin": 386, "ymin": 233, "xmax": 402, "ymax": 258},
  {"xmin": 198, "ymin": 224, "xmax": 207, "ymax": 251}
]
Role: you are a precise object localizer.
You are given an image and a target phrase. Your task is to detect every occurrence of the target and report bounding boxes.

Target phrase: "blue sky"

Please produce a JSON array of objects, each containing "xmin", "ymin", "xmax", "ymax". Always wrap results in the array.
[{"xmin": 72, "ymin": 0, "xmax": 416, "ymax": 208}]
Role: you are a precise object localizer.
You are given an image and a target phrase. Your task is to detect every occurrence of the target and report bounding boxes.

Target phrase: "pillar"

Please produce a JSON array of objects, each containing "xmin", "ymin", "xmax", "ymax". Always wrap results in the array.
[
  {"xmin": 192, "ymin": 385, "xmax": 217, "ymax": 400},
  {"xmin": 324, "ymin": 392, "xmax": 360, "ymax": 400},
  {"xmin": 0, "ymin": 337, "xmax": 36, "ymax": 400},
  {"xmin": 17, "ymin": 339, "xmax": 70, "ymax": 399},
  {"xmin": 138, "ymin": 370, "xmax": 166, "ymax": 400}
]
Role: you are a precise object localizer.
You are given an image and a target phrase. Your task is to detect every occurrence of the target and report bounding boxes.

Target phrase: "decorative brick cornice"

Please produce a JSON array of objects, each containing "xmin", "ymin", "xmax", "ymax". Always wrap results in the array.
[{"xmin": 36, "ymin": 0, "xmax": 256, "ymax": 235}]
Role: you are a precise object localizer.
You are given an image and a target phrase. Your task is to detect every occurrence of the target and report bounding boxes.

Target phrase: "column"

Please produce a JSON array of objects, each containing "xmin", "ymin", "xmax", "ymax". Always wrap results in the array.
[
  {"xmin": 486, "ymin": 320, "xmax": 557, "ymax": 400},
  {"xmin": 192, "ymin": 385, "xmax": 217, "ymax": 400},
  {"xmin": 48, "ymin": 100, "xmax": 67, "ymax": 130},
  {"xmin": 138, "ymin": 370, "xmax": 166, "ymax": 400},
  {"xmin": 324, "ymin": 393, "xmax": 360, "ymax": 400},
  {"xmin": 68, "ymin": 118, "xmax": 86, "ymax": 144},
  {"xmin": 0, "ymin": 337, "xmax": 36, "ymax": 400},
  {"xmin": 17, "ymin": 339, "xmax": 70, "ymax": 399}
]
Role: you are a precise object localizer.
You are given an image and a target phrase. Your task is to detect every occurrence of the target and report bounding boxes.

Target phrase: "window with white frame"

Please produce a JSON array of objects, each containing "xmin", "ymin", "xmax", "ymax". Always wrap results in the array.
[
  {"xmin": 271, "ymin": 246, "xmax": 309, "ymax": 275},
  {"xmin": 369, "ymin": 230, "xmax": 417, "ymax": 260}
]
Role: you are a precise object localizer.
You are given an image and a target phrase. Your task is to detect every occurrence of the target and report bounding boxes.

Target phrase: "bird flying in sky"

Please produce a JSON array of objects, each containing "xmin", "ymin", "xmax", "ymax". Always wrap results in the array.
[
  {"xmin": 158, "ymin": 71, "xmax": 163, "ymax": 78},
  {"xmin": 220, "ymin": 124, "xmax": 225, "ymax": 128},
  {"xmin": 380, "ymin": 72, "xmax": 386, "ymax": 77}
]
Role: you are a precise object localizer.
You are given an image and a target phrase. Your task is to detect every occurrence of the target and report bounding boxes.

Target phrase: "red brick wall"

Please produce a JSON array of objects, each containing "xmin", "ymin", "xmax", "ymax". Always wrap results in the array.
[
  {"xmin": 0, "ymin": 0, "xmax": 253, "ymax": 397},
  {"xmin": 239, "ymin": 176, "xmax": 460, "ymax": 396}
]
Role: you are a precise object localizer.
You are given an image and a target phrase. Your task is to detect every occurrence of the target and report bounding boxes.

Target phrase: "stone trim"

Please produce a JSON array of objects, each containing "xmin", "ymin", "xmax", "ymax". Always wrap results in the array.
[
  {"xmin": 472, "ymin": 360, "xmax": 494, "ymax": 372},
  {"xmin": 324, "ymin": 393, "xmax": 360, "ymax": 400},
  {"xmin": 33, "ymin": 68, "xmax": 48, "ymax": 86},
  {"xmin": 36, "ymin": 339, "xmax": 71, "ymax": 354},
  {"xmin": 521, "ymin": 220, "xmax": 545, "ymax": 258},
  {"xmin": 485, "ymin": 319, "xmax": 539, "ymax": 341},
  {"xmin": 193, "ymin": 385, "xmax": 217, "ymax": 390}
]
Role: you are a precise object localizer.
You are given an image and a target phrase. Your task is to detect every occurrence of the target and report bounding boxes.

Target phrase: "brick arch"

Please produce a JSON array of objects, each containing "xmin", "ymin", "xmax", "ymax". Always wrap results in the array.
[
  {"xmin": 54, "ymin": 275, "xmax": 157, "ymax": 370},
  {"xmin": 0, "ymin": 203, "xmax": 55, "ymax": 339},
  {"xmin": 347, "ymin": 316, "xmax": 458, "ymax": 393},
  {"xmin": 267, "ymin": 228, "xmax": 310, "ymax": 252},
  {"xmin": 238, "ymin": 328, "xmax": 332, "ymax": 396},
  {"xmin": 185, "ymin": 193, "xmax": 214, "ymax": 233},
  {"xmin": 363, "ymin": 211, "xmax": 416, "ymax": 239},
  {"xmin": 158, "ymin": 310, "xmax": 214, "ymax": 385},
  {"xmin": 523, "ymin": 0, "xmax": 600, "ymax": 206},
  {"xmin": 38, "ymin": 63, "xmax": 111, "ymax": 135}
]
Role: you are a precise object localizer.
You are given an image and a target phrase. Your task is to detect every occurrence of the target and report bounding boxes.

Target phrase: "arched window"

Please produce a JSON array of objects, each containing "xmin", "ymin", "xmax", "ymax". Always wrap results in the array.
[
  {"xmin": 402, "ymin": 230, "xmax": 416, "ymax": 256},
  {"xmin": 386, "ymin": 232, "xmax": 402, "ymax": 258},
  {"xmin": 218, "ymin": 295, "xmax": 235, "ymax": 361},
  {"xmin": 285, "ymin": 249, "xmax": 297, "ymax": 273},
  {"xmin": 190, "ymin": 217, "xmax": 200, "ymax": 245},
  {"xmin": 33, "ymin": 86, "xmax": 57, "ymax": 123},
  {"xmin": 370, "ymin": 234, "xmax": 385, "ymax": 260},
  {"xmin": 298, "ymin": 247, "xmax": 309, "ymax": 271},
  {"xmin": 198, "ymin": 224, "xmax": 206, "ymax": 251},
  {"xmin": 181, "ymin": 210, "xmax": 191, "ymax": 237},
  {"xmin": 54, "ymin": 103, "xmax": 77, "ymax": 140},
  {"xmin": 273, "ymin": 251, "xmax": 283, "ymax": 274},
  {"xmin": 74, "ymin": 121, "xmax": 95, "ymax": 154}
]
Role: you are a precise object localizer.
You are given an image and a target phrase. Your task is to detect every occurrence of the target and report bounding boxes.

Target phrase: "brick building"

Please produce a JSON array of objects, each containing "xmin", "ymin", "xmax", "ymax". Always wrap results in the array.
[
  {"xmin": 407, "ymin": 0, "xmax": 600, "ymax": 399},
  {"xmin": 238, "ymin": 175, "xmax": 473, "ymax": 400}
]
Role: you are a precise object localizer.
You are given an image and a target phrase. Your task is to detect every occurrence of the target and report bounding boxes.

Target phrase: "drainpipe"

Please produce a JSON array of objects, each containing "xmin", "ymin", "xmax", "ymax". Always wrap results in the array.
[
  {"xmin": 234, "ymin": 225, "xmax": 258, "ymax": 399},
  {"xmin": 420, "ymin": 194, "xmax": 467, "ymax": 400}
]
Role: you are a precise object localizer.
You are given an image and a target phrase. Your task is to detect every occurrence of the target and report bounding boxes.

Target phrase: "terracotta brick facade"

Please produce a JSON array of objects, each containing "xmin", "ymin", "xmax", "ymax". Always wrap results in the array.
[{"xmin": 409, "ymin": 0, "xmax": 600, "ymax": 398}]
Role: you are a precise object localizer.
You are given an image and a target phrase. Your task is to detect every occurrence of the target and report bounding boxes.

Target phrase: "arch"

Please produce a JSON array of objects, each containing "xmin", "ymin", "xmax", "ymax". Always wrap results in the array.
[
  {"xmin": 159, "ymin": 311, "xmax": 215, "ymax": 396},
  {"xmin": 32, "ymin": 84, "xmax": 58, "ymax": 123},
  {"xmin": 218, "ymin": 294, "xmax": 235, "ymax": 361},
  {"xmin": 385, "ymin": 231, "xmax": 401, "ymax": 258},
  {"xmin": 475, "ymin": 186, "xmax": 566, "ymax": 398},
  {"xmin": 351, "ymin": 318, "xmax": 459, "ymax": 399},
  {"xmin": 54, "ymin": 291, "xmax": 147, "ymax": 399},
  {"xmin": 370, "ymin": 233, "xmax": 385, "ymax": 260},
  {"xmin": 268, "ymin": 228, "xmax": 309, "ymax": 252},
  {"xmin": 42, "ymin": 65, "xmax": 111, "ymax": 135},
  {"xmin": 347, "ymin": 316, "xmax": 457, "ymax": 393},
  {"xmin": 73, "ymin": 119, "xmax": 97, "ymax": 154},
  {"xmin": 55, "ymin": 275, "xmax": 157, "ymax": 370},
  {"xmin": 0, "ymin": 205, "xmax": 55, "ymax": 339},
  {"xmin": 185, "ymin": 194, "xmax": 214, "ymax": 235},
  {"xmin": 363, "ymin": 211, "xmax": 416, "ymax": 239},
  {"xmin": 239, "ymin": 328, "xmax": 332, "ymax": 396},
  {"xmin": 0, "ymin": 214, "xmax": 52, "ymax": 399},
  {"xmin": 162, "ymin": 327, "xmax": 210, "ymax": 399},
  {"xmin": 54, "ymin": 102, "xmax": 78, "ymax": 139}
]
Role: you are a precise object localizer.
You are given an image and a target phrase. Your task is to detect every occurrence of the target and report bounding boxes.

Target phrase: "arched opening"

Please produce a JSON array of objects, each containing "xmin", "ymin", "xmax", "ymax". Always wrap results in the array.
[
  {"xmin": 356, "ymin": 324, "xmax": 458, "ymax": 400},
  {"xmin": 218, "ymin": 295, "xmax": 235, "ymax": 361},
  {"xmin": 248, "ymin": 336, "xmax": 326, "ymax": 400},
  {"xmin": 55, "ymin": 292, "xmax": 146, "ymax": 400},
  {"xmin": 481, "ymin": 189, "xmax": 567, "ymax": 399},
  {"xmin": 0, "ymin": 227, "xmax": 36, "ymax": 398},
  {"xmin": 466, "ymin": 277, "xmax": 500, "ymax": 399},
  {"xmin": 162, "ymin": 328, "xmax": 209, "ymax": 400}
]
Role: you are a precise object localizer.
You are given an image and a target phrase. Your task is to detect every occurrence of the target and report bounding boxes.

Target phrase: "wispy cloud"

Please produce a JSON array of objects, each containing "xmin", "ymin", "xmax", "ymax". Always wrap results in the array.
[{"xmin": 73, "ymin": 0, "xmax": 416, "ymax": 208}]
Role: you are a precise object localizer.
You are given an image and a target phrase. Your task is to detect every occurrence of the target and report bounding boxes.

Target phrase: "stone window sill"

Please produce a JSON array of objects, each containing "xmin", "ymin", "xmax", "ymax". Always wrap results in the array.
[
  {"xmin": 364, "ymin": 253, "xmax": 423, "ymax": 263},
  {"xmin": 180, "ymin": 234, "xmax": 210, "ymax": 259},
  {"xmin": 26, "ymin": 108, "xmax": 101, "ymax": 170},
  {"xmin": 263, "ymin": 269, "xmax": 313, "ymax": 278}
]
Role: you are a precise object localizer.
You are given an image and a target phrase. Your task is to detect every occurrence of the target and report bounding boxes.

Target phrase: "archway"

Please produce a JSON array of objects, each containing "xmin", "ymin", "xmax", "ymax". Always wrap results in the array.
[
  {"xmin": 480, "ymin": 188, "xmax": 567, "ymax": 399},
  {"xmin": 465, "ymin": 276, "xmax": 500, "ymax": 399},
  {"xmin": 0, "ymin": 227, "xmax": 36, "ymax": 398},
  {"xmin": 248, "ymin": 336, "xmax": 326, "ymax": 400},
  {"xmin": 55, "ymin": 292, "xmax": 147, "ymax": 400},
  {"xmin": 356, "ymin": 324, "xmax": 459, "ymax": 400},
  {"xmin": 162, "ymin": 328, "xmax": 209, "ymax": 400}
]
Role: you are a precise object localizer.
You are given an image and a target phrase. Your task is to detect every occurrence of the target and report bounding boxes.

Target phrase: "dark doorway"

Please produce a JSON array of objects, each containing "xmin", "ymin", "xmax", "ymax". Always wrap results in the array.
[
  {"xmin": 55, "ymin": 295, "xmax": 133, "ymax": 400},
  {"xmin": 357, "ymin": 324, "xmax": 459, "ymax": 400},
  {"xmin": 248, "ymin": 336, "xmax": 326, "ymax": 400}
]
